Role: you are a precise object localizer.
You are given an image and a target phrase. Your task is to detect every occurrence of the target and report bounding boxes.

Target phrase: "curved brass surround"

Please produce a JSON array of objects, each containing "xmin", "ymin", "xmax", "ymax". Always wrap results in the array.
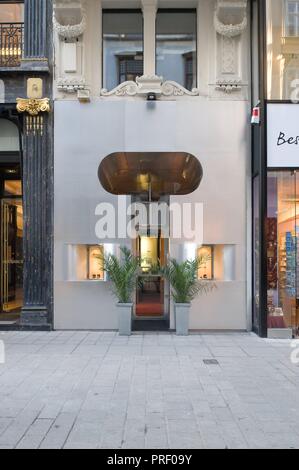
[{"xmin": 99, "ymin": 152, "xmax": 203, "ymax": 199}]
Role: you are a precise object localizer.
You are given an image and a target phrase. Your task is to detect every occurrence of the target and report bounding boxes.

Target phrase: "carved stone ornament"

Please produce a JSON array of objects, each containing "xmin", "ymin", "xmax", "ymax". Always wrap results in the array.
[
  {"xmin": 53, "ymin": 2, "xmax": 86, "ymax": 39},
  {"xmin": 214, "ymin": 1, "xmax": 248, "ymax": 38},
  {"xmin": 215, "ymin": 79, "xmax": 243, "ymax": 93},
  {"xmin": 16, "ymin": 98, "xmax": 51, "ymax": 116},
  {"xmin": 100, "ymin": 75, "xmax": 200, "ymax": 98},
  {"xmin": 57, "ymin": 77, "xmax": 86, "ymax": 93}
]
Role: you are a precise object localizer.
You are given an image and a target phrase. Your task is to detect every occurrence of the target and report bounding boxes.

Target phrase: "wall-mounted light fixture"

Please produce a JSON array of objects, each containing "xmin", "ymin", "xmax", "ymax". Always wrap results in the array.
[
  {"xmin": 147, "ymin": 92, "xmax": 157, "ymax": 102},
  {"xmin": 198, "ymin": 246, "xmax": 214, "ymax": 280}
]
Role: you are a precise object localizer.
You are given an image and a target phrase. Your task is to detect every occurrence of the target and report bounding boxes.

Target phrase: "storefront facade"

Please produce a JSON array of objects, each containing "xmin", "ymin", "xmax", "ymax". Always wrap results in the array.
[{"xmin": 53, "ymin": 0, "xmax": 251, "ymax": 331}]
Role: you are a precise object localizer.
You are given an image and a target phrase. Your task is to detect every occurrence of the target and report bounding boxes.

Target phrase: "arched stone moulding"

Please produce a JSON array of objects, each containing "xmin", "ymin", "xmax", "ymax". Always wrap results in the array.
[
  {"xmin": 214, "ymin": 0, "xmax": 248, "ymax": 38},
  {"xmin": 100, "ymin": 75, "xmax": 200, "ymax": 99},
  {"xmin": 53, "ymin": 0, "xmax": 86, "ymax": 39}
]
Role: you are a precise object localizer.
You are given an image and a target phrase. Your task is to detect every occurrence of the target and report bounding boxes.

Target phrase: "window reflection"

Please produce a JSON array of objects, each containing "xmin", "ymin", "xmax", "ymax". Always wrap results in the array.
[
  {"xmin": 267, "ymin": 0, "xmax": 299, "ymax": 99},
  {"xmin": 156, "ymin": 10, "xmax": 197, "ymax": 91},
  {"xmin": 0, "ymin": 119, "xmax": 20, "ymax": 152},
  {"xmin": 286, "ymin": 0, "xmax": 299, "ymax": 36},
  {"xmin": 253, "ymin": 177, "xmax": 260, "ymax": 333},
  {"xmin": 0, "ymin": 3, "xmax": 24, "ymax": 23},
  {"xmin": 102, "ymin": 11, "xmax": 143, "ymax": 91}
]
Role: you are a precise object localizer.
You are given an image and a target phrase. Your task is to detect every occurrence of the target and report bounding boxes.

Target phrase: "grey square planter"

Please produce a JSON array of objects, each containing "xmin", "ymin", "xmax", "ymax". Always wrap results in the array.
[
  {"xmin": 175, "ymin": 303, "xmax": 191, "ymax": 336},
  {"xmin": 117, "ymin": 303, "xmax": 133, "ymax": 336}
]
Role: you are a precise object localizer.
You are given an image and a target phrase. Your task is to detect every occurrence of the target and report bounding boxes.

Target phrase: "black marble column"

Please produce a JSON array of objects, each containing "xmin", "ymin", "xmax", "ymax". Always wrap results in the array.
[
  {"xmin": 22, "ymin": 0, "xmax": 49, "ymax": 71},
  {"xmin": 21, "ymin": 113, "xmax": 53, "ymax": 329},
  {"xmin": 20, "ymin": 0, "xmax": 53, "ymax": 329}
]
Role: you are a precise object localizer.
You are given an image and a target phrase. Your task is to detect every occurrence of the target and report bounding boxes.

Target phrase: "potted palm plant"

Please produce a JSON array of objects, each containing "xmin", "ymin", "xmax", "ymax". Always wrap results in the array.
[
  {"xmin": 101, "ymin": 247, "xmax": 140, "ymax": 336},
  {"xmin": 164, "ymin": 258, "xmax": 215, "ymax": 336}
]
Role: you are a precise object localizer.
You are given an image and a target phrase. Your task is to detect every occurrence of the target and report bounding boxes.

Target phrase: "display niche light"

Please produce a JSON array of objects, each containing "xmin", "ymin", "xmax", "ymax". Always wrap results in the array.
[
  {"xmin": 198, "ymin": 246, "xmax": 214, "ymax": 280},
  {"xmin": 88, "ymin": 245, "xmax": 104, "ymax": 281}
]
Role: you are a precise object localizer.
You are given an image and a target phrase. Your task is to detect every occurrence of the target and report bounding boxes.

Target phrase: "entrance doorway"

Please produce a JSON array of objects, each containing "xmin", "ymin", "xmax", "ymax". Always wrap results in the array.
[
  {"xmin": 1, "ymin": 198, "xmax": 23, "ymax": 315},
  {"xmin": 136, "ymin": 234, "xmax": 168, "ymax": 320},
  {"xmin": 98, "ymin": 152, "xmax": 203, "ymax": 331},
  {"xmin": 0, "ymin": 118, "xmax": 23, "ymax": 325},
  {"xmin": 0, "ymin": 173, "xmax": 23, "ymax": 323}
]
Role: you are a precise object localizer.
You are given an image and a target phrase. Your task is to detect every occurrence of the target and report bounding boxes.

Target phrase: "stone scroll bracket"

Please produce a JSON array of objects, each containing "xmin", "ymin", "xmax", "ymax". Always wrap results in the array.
[
  {"xmin": 53, "ymin": 0, "xmax": 90, "ymax": 102},
  {"xmin": 100, "ymin": 75, "xmax": 201, "ymax": 100},
  {"xmin": 210, "ymin": 0, "xmax": 249, "ymax": 100}
]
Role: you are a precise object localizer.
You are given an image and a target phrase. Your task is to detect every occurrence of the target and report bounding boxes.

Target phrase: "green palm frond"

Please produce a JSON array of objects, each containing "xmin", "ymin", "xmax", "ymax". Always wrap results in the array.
[
  {"xmin": 98, "ymin": 247, "xmax": 140, "ymax": 304},
  {"xmin": 163, "ymin": 257, "xmax": 216, "ymax": 304}
]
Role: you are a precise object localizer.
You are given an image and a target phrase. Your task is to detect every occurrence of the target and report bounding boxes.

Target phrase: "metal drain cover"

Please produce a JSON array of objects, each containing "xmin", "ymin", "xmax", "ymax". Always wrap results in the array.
[{"xmin": 203, "ymin": 359, "xmax": 219, "ymax": 365}]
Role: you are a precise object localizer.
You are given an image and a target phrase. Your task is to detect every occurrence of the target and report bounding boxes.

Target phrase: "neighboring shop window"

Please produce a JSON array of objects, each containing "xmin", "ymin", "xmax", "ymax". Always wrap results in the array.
[
  {"xmin": 102, "ymin": 10, "xmax": 143, "ymax": 91},
  {"xmin": 156, "ymin": 10, "xmax": 197, "ymax": 91},
  {"xmin": 267, "ymin": 0, "xmax": 299, "ymax": 99},
  {"xmin": 0, "ymin": 119, "xmax": 20, "ymax": 151},
  {"xmin": 267, "ymin": 171, "xmax": 299, "ymax": 337},
  {"xmin": 286, "ymin": 0, "xmax": 299, "ymax": 36},
  {"xmin": 253, "ymin": 177, "xmax": 260, "ymax": 333}
]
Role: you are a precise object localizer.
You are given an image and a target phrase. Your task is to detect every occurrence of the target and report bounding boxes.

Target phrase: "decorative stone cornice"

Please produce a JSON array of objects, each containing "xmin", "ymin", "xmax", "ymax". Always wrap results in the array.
[
  {"xmin": 215, "ymin": 79, "xmax": 243, "ymax": 93},
  {"xmin": 57, "ymin": 77, "xmax": 86, "ymax": 93},
  {"xmin": 100, "ymin": 75, "xmax": 200, "ymax": 98},
  {"xmin": 214, "ymin": 1, "xmax": 248, "ymax": 38}
]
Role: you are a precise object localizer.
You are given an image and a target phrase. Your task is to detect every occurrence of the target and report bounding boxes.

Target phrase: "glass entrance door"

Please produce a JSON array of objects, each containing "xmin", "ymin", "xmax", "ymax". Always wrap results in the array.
[
  {"xmin": 1, "ymin": 198, "xmax": 23, "ymax": 314},
  {"xmin": 136, "ymin": 235, "xmax": 169, "ymax": 319}
]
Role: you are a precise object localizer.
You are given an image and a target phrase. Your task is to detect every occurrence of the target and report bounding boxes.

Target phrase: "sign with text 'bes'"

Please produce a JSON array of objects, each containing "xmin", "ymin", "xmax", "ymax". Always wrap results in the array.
[{"xmin": 267, "ymin": 104, "xmax": 299, "ymax": 168}]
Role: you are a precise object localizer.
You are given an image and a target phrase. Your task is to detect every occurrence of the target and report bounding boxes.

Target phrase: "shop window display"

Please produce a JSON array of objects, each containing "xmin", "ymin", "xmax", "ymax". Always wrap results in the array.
[
  {"xmin": 88, "ymin": 245, "xmax": 105, "ymax": 281},
  {"xmin": 198, "ymin": 246, "xmax": 213, "ymax": 280},
  {"xmin": 267, "ymin": 172, "xmax": 299, "ymax": 336}
]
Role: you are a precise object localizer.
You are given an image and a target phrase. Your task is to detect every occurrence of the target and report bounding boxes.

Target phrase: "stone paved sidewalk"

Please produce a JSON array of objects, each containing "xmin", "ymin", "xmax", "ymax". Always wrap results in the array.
[{"xmin": 0, "ymin": 331, "xmax": 298, "ymax": 449}]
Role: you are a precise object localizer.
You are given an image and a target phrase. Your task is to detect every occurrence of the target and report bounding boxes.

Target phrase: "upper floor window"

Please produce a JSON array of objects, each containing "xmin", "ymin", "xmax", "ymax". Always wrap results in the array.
[
  {"xmin": 286, "ymin": 0, "xmax": 299, "ymax": 36},
  {"xmin": 102, "ymin": 10, "xmax": 143, "ymax": 91},
  {"xmin": 267, "ymin": 0, "xmax": 299, "ymax": 99},
  {"xmin": 0, "ymin": 2, "xmax": 24, "ymax": 67},
  {"xmin": 0, "ymin": 2, "xmax": 23, "ymax": 23},
  {"xmin": 156, "ymin": 10, "xmax": 197, "ymax": 91}
]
